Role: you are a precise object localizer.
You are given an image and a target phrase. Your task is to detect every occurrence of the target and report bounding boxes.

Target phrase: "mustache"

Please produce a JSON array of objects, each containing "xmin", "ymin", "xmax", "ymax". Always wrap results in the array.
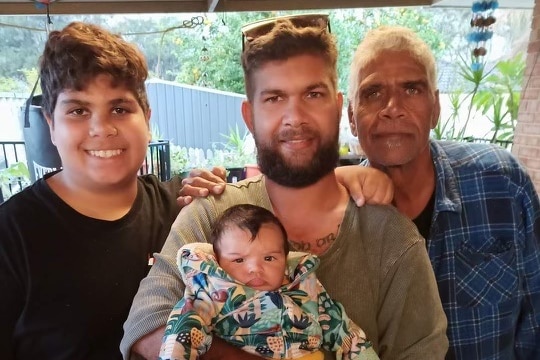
[{"xmin": 277, "ymin": 127, "xmax": 317, "ymax": 141}]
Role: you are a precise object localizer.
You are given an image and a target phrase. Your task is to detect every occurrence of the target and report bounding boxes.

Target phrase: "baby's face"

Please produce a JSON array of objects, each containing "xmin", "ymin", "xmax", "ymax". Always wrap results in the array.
[{"xmin": 217, "ymin": 223, "xmax": 287, "ymax": 291}]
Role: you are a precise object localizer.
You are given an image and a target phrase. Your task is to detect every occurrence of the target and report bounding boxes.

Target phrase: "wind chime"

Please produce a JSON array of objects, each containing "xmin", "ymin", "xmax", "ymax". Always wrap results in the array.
[{"xmin": 467, "ymin": 0, "xmax": 499, "ymax": 71}]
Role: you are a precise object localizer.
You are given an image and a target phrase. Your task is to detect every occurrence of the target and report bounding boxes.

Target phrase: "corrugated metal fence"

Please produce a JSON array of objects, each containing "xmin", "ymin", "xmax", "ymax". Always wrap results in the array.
[
  {"xmin": 1, "ymin": 81, "xmax": 249, "ymax": 152},
  {"xmin": 146, "ymin": 79, "xmax": 248, "ymax": 150}
]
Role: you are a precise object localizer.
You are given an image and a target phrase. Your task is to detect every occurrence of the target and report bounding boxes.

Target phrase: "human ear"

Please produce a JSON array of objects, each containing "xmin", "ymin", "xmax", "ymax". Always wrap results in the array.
[
  {"xmin": 241, "ymin": 100, "xmax": 254, "ymax": 133},
  {"xmin": 347, "ymin": 103, "xmax": 358, "ymax": 137},
  {"xmin": 44, "ymin": 113, "xmax": 57, "ymax": 145},
  {"xmin": 430, "ymin": 90, "xmax": 441, "ymax": 129}
]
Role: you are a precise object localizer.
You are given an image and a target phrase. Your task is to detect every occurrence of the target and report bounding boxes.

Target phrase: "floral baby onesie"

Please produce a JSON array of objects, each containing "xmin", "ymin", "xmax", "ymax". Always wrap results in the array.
[{"xmin": 159, "ymin": 243, "xmax": 378, "ymax": 360}]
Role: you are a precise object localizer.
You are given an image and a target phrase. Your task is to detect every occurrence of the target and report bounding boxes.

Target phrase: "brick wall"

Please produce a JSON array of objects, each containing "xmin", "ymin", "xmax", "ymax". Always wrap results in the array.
[{"xmin": 513, "ymin": 0, "xmax": 540, "ymax": 192}]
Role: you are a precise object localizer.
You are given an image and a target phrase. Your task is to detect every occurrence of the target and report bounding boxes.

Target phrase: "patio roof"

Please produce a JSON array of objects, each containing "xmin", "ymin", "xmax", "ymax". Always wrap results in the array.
[{"xmin": 0, "ymin": 0, "xmax": 533, "ymax": 15}]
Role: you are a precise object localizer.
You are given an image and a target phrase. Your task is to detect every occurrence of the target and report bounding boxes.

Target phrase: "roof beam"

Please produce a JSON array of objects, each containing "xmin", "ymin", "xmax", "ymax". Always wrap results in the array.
[
  {"xmin": 0, "ymin": 0, "xmax": 433, "ymax": 15},
  {"xmin": 207, "ymin": 0, "xmax": 221, "ymax": 12},
  {"xmin": 213, "ymin": 0, "xmax": 432, "ymax": 12},
  {"xmin": 8, "ymin": 0, "xmax": 537, "ymax": 16},
  {"xmin": 0, "ymin": 1, "xmax": 207, "ymax": 15}
]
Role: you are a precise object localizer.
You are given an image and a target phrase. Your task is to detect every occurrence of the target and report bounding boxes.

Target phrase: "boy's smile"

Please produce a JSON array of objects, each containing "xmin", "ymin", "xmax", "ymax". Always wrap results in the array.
[{"xmin": 46, "ymin": 74, "xmax": 151, "ymax": 192}]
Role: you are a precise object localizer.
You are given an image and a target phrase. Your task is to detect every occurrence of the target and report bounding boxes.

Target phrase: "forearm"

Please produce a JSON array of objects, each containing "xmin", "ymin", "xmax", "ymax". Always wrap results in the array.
[
  {"xmin": 201, "ymin": 336, "xmax": 262, "ymax": 360},
  {"xmin": 515, "ymin": 189, "xmax": 540, "ymax": 358},
  {"xmin": 120, "ymin": 250, "xmax": 184, "ymax": 358},
  {"xmin": 334, "ymin": 165, "xmax": 393, "ymax": 206},
  {"xmin": 378, "ymin": 242, "xmax": 448, "ymax": 359},
  {"xmin": 516, "ymin": 294, "xmax": 540, "ymax": 359},
  {"xmin": 130, "ymin": 326, "xmax": 165, "ymax": 360},
  {"xmin": 121, "ymin": 201, "xmax": 216, "ymax": 359},
  {"xmin": 120, "ymin": 232, "xmax": 187, "ymax": 358}
]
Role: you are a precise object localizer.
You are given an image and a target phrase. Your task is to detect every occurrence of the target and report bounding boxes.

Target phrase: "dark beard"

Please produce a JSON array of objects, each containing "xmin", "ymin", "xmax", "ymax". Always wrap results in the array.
[{"xmin": 256, "ymin": 136, "xmax": 339, "ymax": 188}]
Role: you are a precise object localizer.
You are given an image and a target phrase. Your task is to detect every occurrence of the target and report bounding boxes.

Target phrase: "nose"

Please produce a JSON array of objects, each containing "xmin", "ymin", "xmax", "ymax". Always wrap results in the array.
[
  {"xmin": 379, "ymin": 91, "xmax": 405, "ymax": 120},
  {"xmin": 88, "ymin": 113, "xmax": 118, "ymax": 137},
  {"xmin": 248, "ymin": 260, "xmax": 263, "ymax": 275},
  {"xmin": 282, "ymin": 98, "xmax": 307, "ymax": 127}
]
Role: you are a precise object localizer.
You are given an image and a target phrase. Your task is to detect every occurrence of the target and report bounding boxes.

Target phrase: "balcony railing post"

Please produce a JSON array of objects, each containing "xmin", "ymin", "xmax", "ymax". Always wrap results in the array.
[
  {"xmin": 0, "ymin": 140, "xmax": 29, "ymax": 202},
  {"xmin": 139, "ymin": 140, "xmax": 171, "ymax": 181},
  {"xmin": 1, "ymin": 139, "xmax": 172, "ymax": 202}
]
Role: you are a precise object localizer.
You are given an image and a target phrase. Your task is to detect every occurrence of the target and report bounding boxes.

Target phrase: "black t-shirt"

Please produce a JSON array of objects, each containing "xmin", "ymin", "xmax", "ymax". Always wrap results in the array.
[
  {"xmin": 412, "ymin": 189, "xmax": 435, "ymax": 243},
  {"xmin": 0, "ymin": 172, "xmax": 182, "ymax": 359}
]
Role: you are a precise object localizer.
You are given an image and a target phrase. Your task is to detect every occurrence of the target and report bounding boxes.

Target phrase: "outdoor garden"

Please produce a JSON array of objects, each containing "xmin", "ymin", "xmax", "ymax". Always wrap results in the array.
[{"xmin": 0, "ymin": 5, "xmax": 532, "ymax": 201}]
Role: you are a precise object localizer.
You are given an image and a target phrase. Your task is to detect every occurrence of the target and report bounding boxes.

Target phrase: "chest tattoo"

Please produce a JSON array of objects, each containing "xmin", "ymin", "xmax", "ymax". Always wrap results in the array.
[{"xmin": 289, "ymin": 223, "xmax": 341, "ymax": 253}]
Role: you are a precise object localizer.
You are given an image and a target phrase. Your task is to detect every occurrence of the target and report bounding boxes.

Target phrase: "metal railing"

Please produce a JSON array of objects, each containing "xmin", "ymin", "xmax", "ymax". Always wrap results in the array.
[
  {"xmin": 0, "ymin": 141, "xmax": 26, "ymax": 166},
  {"xmin": 0, "ymin": 141, "xmax": 29, "ymax": 203},
  {"xmin": 1, "ymin": 140, "xmax": 171, "ymax": 203},
  {"xmin": 139, "ymin": 140, "xmax": 171, "ymax": 181}
]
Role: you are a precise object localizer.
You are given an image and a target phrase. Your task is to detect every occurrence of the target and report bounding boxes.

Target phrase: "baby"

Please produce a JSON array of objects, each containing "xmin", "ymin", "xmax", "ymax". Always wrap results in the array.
[{"xmin": 159, "ymin": 204, "xmax": 379, "ymax": 360}]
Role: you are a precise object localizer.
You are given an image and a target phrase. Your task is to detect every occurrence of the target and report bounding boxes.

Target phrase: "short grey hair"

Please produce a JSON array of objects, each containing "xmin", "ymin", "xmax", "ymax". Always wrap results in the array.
[{"xmin": 348, "ymin": 25, "xmax": 437, "ymax": 109}]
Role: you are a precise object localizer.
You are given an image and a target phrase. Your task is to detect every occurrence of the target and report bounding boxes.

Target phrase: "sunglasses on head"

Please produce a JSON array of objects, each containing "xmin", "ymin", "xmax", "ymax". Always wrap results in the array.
[{"xmin": 241, "ymin": 13, "xmax": 331, "ymax": 51}]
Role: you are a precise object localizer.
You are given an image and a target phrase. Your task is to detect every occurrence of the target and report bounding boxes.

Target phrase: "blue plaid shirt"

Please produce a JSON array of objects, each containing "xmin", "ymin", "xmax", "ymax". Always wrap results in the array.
[
  {"xmin": 428, "ymin": 140, "xmax": 540, "ymax": 359},
  {"xmin": 363, "ymin": 139, "xmax": 540, "ymax": 359}
]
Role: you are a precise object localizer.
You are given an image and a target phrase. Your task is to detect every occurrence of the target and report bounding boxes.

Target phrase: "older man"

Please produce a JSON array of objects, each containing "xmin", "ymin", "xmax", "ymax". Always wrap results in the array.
[{"xmin": 347, "ymin": 25, "xmax": 540, "ymax": 360}]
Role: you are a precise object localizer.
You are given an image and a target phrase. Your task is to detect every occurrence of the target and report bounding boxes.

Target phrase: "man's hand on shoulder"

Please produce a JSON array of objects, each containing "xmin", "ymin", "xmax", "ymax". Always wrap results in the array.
[
  {"xmin": 176, "ymin": 167, "xmax": 227, "ymax": 208},
  {"xmin": 335, "ymin": 165, "xmax": 394, "ymax": 207}
]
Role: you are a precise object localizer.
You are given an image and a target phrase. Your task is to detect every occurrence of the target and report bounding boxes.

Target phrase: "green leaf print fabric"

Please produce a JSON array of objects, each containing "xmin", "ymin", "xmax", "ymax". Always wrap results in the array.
[{"xmin": 159, "ymin": 243, "xmax": 378, "ymax": 360}]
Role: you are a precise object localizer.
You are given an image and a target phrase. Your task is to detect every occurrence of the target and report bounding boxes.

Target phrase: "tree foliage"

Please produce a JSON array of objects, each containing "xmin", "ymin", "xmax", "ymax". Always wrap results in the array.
[
  {"xmin": 0, "ymin": 14, "xmax": 114, "ymax": 92},
  {"xmin": 0, "ymin": 7, "xmax": 531, "ymax": 100}
]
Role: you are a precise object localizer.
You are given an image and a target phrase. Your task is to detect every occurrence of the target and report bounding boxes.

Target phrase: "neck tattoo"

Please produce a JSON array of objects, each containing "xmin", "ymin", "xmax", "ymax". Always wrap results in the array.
[{"xmin": 289, "ymin": 223, "xmax": 341, "ymax": 253}]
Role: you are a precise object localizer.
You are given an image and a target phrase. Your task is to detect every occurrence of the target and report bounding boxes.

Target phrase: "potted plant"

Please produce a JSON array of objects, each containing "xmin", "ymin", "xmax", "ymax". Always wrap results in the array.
[
  {"xmin": 212, "ymin": 125, "xmax": 257, "ymax": 183},
  {"xmin": 170, "ymin": 144, "xmax": 190, "ymax": 178},
  {"xmin": 170, "ymin": 143, "xmax": 211, "ymax": 179},
  {"xmin": 0, "ymin": 162, "xmax": 30, "ymax": 203}
]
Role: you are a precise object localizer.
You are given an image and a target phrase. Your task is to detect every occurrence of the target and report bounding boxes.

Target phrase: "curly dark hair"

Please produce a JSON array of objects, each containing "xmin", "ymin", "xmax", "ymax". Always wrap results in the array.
[
  {"xmin": 211, "ymin": 204, "xmax": 289, "ymax": 258},
  {"xmin": 39, "ymin": 21, "xmax": 149, "ymax": 118},
  {"xmin": 241, "ymin": 19, "xmax": 338, "ymax": 101}
]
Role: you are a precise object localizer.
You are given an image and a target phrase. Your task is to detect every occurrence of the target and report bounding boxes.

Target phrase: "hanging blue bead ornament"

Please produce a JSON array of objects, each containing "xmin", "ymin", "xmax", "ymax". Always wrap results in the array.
[
  {"xmin": 468, "ymin": 1, "xmax": 498, "ymax": 71},
  {"xmin": 466, "ymin": 31, "xmax": 493, "ymax": 43},
  {"xmin": 34, "ymin": 0, "xmax": 55, "ymax": 10},
  {"xmin": 33, "ymin": 0, "xmax": 55, "ymax": 28}
]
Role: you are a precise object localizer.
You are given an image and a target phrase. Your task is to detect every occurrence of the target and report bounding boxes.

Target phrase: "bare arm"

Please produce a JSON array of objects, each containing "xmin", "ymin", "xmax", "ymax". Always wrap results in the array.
[
  {"xmin": 201, "ymin": 337, "xmax": 262, "ymax": 360},
  {"xmin": 130, "ymin": 326, "xmax": 164, "ymax": 360},
  {"xmin": 334, "ymin": 166, "xmax": 393, "ymax": 206},
  {"xmin": 379, "ymin": 241, "xmax": 448, "ymax": 359},
  {"xmin": 178, "ymin": 165, "xmax": 394, "ymax": 208},
  {"xmin": 129, "ymin": 329, "xmax": 261, "ymax": 360}
]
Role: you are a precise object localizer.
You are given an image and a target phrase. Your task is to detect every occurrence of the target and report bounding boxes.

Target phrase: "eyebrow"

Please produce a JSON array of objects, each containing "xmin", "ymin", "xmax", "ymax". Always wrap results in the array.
[
  {"xmin": 259, "ymin": 82, "xmax": 330, "ymax": 97},
  {"xmin": 402, "ymin": 80, "xmax": 428, "ymax": 88},
  {"xmin": 58, "ymin": 98, "xmax": 137, "ymax": 107},
  {"xmin": 220, "ymin": 250, "xmax": 246, "ymax": 258},
  {"xmin": 359, "ymin": 83, "xmax": 382, "ymax": 91},
  {"xmin": 222, "ymin": 249, "xmax": 284, "ymax": 257},
  {"xmin": 223, "ymin": 252, "xmax": 243, "ymax": 256},
  {"xmin": 58, "ymin": 99, "xmax": 90, "ymax": 107},
  {"xmin": 359, "ymin": 78, "xmax": 428, "ymax": 91}
]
